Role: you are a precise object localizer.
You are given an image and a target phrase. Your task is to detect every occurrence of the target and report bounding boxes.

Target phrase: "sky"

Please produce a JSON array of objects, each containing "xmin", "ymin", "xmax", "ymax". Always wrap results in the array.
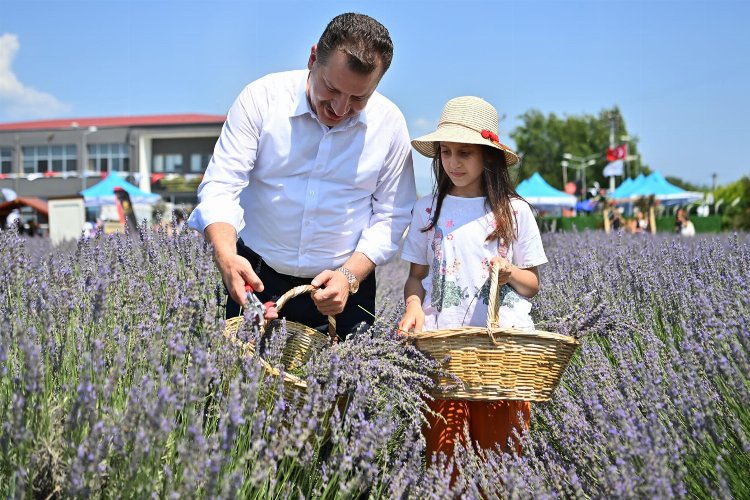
[{"xmin": 1, "ymin": 0, "xmax": 749, "ymax": 194}]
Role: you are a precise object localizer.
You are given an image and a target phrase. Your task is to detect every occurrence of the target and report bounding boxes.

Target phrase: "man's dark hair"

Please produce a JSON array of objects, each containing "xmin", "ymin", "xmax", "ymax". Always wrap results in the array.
[{"xmin": 316, "ymin": 13, "xmax": 394, "ymax": 76}]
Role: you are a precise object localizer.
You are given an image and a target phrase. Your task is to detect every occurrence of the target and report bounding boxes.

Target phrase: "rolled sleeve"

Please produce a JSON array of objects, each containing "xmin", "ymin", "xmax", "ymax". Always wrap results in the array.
[
  {"xmin": 356, "ymin": 121, "xmax": 416, "ymax": 265},
  {"xmin": 187, "ymin": 85, "xmax": 261, "ymax": 235}
]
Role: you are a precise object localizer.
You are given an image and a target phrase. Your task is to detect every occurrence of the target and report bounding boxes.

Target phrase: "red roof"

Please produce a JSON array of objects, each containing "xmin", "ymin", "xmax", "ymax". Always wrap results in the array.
[
  {"xmin": 0, "ymin": 197, "xmax": 49, "ymax": 217},
  {"xmin": 0, "ymin": 113, "xmax": 226, "ymax": 131}
]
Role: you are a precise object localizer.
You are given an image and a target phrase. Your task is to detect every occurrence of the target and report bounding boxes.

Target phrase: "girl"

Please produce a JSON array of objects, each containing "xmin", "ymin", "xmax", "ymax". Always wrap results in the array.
[{"xmin": 398, "ymin": 96, "xmax": 548, "ymax": 462}]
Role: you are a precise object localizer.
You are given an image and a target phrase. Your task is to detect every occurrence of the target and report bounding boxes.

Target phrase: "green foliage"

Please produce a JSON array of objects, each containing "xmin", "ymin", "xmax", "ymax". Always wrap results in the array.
[
  {"xmin": 715, "ymin": 176, "xmax": 750, "ymax": 230},
  {"xmin": 665, "ymin": 176, "xmax": 707, "ymax": 192},
  {"xmin": 541, "ymin": 215, "xmax": 723, "ymax": 233},
  {"xmin": 510, "ymin": 107, "xmax": 645, "ymax": 190}
]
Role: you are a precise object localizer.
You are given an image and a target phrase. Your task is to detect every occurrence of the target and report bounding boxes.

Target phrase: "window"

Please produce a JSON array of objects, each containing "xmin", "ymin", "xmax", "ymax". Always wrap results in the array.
[
  {"xmin": 21, "ymin": 145, "xmax": 77, "ymax": 174},
  {"xmin": 152, "ymin": 154, "xmax": 183, "ymax": 173},
  {"xmin": 88, "ymin": 143, "xmax": 129, "ymax": 173},
  {"xmin": 0, "ymin": 147, "xmax": 11, "ymax": 174},
  {"xmin": 189, "ymin": 153, "xmax": 212, "ymax": 173}
]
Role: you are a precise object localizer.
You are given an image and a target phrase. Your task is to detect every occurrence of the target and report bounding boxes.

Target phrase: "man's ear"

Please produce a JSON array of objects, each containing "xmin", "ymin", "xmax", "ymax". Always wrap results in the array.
[{"xmin": 307, "ymin": 44, "xmax": 317, "ymax": 70}]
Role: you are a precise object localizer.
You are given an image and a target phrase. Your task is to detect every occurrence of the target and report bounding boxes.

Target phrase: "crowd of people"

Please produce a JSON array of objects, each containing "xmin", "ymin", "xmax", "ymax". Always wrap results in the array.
[{"xmin": 606, "ymin": 203, "xmax": 695, "ymax": 236}]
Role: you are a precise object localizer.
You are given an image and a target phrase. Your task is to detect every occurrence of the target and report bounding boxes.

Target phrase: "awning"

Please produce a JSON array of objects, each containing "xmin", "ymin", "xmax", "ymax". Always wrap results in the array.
[{"xmin": 0, "ymin": 196, "xmax": 49, "ymax": 218}]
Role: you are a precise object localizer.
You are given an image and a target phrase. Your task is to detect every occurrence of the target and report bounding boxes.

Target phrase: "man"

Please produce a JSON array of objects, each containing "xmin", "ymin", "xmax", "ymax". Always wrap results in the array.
[{"xmin": 188, "ymin": 13, "xmax": 416, "ymax": 338}]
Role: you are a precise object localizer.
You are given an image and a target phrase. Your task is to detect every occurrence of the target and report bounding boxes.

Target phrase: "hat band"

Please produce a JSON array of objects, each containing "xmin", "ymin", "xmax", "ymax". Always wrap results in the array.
[{"xmin": 438, "ymin": 121, "xmax": 501, "ymax": 147}]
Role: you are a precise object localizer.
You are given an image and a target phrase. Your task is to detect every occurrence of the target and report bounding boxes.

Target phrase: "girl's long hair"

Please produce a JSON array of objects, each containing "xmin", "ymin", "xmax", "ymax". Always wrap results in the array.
[{"xmin": 422, "ymin": 143, "xmax": 526, "ymax": 245}]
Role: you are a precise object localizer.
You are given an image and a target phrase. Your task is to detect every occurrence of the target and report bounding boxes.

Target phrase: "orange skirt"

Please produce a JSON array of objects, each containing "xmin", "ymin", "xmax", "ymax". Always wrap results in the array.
[{"xmin": 424, "ymin": 399, "xmax": 531, "ymax": 461}]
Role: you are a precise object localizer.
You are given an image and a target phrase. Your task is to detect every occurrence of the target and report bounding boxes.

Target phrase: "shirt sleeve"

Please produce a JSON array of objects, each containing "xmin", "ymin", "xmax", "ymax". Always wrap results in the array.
[
  {"xmin": 400, "ymin": 197, "xmax": 430, "ymax": 265},
  {"xmin": 187, "ymin": 83, "xmax": 262, "ymax": 235},
  {"xmin": 511, "ymin": 200, "xmax": 548, "ymax": 269},
  {"xmin": 355, "ymin": 112, "xmax": 417, "ymax": 265}
]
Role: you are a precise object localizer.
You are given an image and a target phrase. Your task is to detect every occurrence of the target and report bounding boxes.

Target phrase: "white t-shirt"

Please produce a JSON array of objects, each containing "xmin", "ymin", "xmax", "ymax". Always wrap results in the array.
[
  {"xmin": 401, "ymin": 195, "xmax": 548, "ymax": 331},
  {"xmin": 681, "ymin": 220, "xmax": 696, "ymax": 236}
]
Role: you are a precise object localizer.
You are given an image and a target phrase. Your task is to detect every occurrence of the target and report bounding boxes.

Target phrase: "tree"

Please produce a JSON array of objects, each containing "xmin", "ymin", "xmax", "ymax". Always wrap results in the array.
[
  {"xmin": 510, "ymin": 107, "xmax": 645, "ymax": 192},
  {"xmin": 715, "ymin": 176, "xmax": 750, "ymax": 230},
  {"xmin": 665, "ymin": 176, "xmax": 707, "ymax": 192}
]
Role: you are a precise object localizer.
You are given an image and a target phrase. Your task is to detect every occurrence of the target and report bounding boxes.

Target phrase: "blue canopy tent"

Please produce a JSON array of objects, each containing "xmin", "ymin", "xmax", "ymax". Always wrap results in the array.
[
  {"xmin": 626, "ymin": 171, "xmax": 703, "ymax": 206},
  {"xmin": 80, "ymin": 172, "xmax": 162, "ymax": 207},
  {"xmin": 516, "ymin": 178, "xmax": 530, "ymax": 192},
  {"xmin": 610, "ymin": 177, "xmax": 634, "ymax": 199},
  {"xmin": 516, "ymin": 172, "xmax": 576, "ymax": 209},
  {"xmin": 611, "ymin": 173, "xmax": 646, "ymax": 200}
]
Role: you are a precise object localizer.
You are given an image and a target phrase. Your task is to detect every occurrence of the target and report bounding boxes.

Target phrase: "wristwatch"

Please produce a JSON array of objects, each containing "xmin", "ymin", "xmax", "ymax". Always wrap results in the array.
[{"xmin": 335, "ymin": 267, "xmax": 360, "ymax": 295}]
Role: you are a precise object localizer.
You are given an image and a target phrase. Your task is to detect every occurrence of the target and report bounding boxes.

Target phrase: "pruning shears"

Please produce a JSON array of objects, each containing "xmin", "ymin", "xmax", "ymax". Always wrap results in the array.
[{"xmin": 244, "ymin": 284, "xmax": 275, "ymax": 320}]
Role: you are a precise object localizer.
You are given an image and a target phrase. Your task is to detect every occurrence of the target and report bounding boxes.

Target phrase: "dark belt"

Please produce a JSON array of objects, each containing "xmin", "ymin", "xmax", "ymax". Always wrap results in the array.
[{"xmin": 237, "ymin": 239, "xmax": 313, "ymax": 287}]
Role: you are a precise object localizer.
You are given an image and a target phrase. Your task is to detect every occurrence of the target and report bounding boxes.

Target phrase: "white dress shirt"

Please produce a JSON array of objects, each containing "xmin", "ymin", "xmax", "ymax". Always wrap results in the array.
[{"xmin": 188, "ymin": 70, "xmax": 416, "ymax": 277}]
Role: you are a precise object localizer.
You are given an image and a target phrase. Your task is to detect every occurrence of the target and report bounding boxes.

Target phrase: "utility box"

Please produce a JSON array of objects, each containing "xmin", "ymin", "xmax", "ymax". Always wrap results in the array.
[{"xmin": 48, "ymin": 197, "xmax": 86, "ymax": 245}]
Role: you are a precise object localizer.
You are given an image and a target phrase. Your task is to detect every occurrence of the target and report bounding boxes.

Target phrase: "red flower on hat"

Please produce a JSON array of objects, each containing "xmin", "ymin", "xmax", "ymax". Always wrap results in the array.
[{"xmin": 481, "ymin": 129, "xmax": 499, "ymax": 144}]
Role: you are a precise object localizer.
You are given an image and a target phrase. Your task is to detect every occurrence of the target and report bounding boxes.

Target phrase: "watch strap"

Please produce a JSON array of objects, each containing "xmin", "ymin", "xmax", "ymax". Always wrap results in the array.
[{"xmin": 335, "ymin": 266, "xmax": 358, "ymax": 294}]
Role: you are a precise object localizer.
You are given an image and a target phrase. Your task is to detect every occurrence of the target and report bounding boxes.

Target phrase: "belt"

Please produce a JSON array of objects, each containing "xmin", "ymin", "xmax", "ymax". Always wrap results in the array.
[{"xmin": 238, "ymin": 240, "xmax": 314, "ymax": 287}]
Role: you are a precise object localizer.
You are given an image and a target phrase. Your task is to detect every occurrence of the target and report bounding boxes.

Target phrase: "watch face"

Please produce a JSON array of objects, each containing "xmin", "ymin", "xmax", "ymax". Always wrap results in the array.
[{"xmin": 350, "ymin": 281, "xmax": 359, "ymax": 294}]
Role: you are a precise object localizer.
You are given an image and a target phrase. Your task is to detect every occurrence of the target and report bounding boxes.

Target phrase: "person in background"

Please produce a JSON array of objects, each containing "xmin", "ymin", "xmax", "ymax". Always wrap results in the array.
[
  {"xmin": 609, "ymin": 207, "xmax": 625, "ymax": 232},
  {"xmin": 397, "ymin": 96, "xmax": 547, "ymax": 467},
  {"xmin": 674, "ymin": 208, "xmax": 686, "ymax": 234},
  {"xmin": 677, "ymin": 209, "xmax": 696, "ymax": 236},
  {"xmin": 173, "ymin": 209, "xmax": 187, "ymax": 233},
  {"xmin": 26, "ymin": 220, "xmax": 41, "ymax": 237},
  {"xmin": 631, "ymin": 210, "xmax": 649, "ymax": 234},
  {"xmin": 188, "ymin": 13, "xmax": 416, "ymax": 336}
]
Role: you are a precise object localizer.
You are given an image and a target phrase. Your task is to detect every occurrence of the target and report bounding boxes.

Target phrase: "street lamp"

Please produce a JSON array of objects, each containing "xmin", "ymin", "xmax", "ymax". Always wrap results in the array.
[
  {"xmin": 81, "ymin": 126, "xmax": 98, "ymax": 190},
  {"xmin": 562, "ymin": 153, "xmax": 599, "ymax": 198}
]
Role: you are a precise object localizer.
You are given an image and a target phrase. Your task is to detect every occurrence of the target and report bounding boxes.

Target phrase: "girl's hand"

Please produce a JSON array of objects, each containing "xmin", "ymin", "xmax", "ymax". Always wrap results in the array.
[
  {"xmin": 398, "ymin": 299, "xmax": 425, "ymax": 335},
  {"xmin": 490, "ymin": 256, "xmax": 513, "ymax": 286}
]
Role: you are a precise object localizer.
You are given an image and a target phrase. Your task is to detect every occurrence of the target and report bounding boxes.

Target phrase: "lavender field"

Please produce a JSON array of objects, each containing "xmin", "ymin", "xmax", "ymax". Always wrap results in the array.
[{"xmin": 1, "ymin": 227, "xmax": 748, "ymax": 498}]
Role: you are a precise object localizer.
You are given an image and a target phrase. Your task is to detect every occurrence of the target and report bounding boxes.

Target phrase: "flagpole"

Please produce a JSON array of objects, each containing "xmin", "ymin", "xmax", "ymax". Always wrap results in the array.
[
  {"xmin": 621, "ymin": 134, "xmax": 630, "ymax": 181},
  {"xmin": 608, "ymin": 113, "xmax": 617, "ymax": 192}
]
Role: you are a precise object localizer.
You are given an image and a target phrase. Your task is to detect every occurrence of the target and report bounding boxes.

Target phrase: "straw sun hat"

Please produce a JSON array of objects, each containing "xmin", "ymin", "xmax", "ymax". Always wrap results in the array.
[{"xmin": 411, "ymin": 96, "xmax": 519, "ymax": 167}]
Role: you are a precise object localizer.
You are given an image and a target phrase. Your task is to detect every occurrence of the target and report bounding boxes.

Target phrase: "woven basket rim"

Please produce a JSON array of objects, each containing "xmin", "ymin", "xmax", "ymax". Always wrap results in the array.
[{"xmin": 407, "ymin": 326, "xmax": 579, "ymax": 345}]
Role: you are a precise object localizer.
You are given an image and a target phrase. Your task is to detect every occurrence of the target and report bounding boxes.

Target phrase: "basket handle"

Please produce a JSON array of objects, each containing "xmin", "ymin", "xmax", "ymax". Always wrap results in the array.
[
  {"xmin": 486, "ymin": 261, "xmax": 502, "ymax": 330},
  {"xmin": 257, "ymin": 284, "xmax": 337, "ymax": 343}
]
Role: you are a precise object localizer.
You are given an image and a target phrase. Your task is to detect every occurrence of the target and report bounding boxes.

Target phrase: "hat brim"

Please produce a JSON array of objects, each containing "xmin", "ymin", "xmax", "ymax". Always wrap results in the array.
[{"xmin": 411, "ymin": 124, "xmax": 519, "ymax": 167}]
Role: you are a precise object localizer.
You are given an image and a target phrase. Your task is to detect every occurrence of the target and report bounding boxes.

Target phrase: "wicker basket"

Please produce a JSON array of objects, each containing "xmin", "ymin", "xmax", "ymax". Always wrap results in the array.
[
  {"xmin": 408, "ymin": 264, "xmax": 579, "ymax": 402},
  {"xmin": 223, "ymin": 284, "xmax": 335, "ymax": 397}
]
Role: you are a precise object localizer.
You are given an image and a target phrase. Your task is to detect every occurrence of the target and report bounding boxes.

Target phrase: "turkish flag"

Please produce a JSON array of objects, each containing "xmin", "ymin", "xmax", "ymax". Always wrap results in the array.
[{"xmin": 607, "ymin": 144, "xmax": 628, "ymax": 162}]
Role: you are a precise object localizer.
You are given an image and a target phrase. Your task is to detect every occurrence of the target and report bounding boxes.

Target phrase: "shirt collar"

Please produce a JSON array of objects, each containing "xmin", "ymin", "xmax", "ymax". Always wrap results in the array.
[
  {"xmin": 291, "ymin": 73, "xmax": 311, "ymax": 118},
  {"xmin": 291, "ymin": 71, "xmax": 369, "ymax": 130}
]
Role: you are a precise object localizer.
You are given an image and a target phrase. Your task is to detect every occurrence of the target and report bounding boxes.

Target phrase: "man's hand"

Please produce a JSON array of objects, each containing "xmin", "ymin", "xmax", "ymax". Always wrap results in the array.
[
  {"xmin": 204, "ymin": 222, "xmax": 265, "ymax": 309},
  {"xmin": 310, "ymin": 269, "xmax": 350, "ymax": 316},
  {"xmin": 215, "ymin": 252, "xmax": 263, "ymax": 309}
]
